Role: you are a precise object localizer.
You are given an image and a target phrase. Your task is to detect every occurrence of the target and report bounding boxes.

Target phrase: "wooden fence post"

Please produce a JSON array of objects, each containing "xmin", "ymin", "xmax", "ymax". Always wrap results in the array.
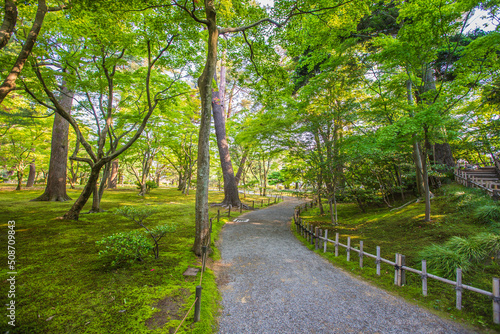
[
  {"xmin": 315, "ymin": 227, "xmax": 319, "ymax": 250},
  {"xmin": 217, "ymin": 209, "xmax": 220, "ymax": 223},
  {"xmin": 194, "ymin": 285, "xmax": 202, "ymax": 323},
  {"xmin": 323, "ymin": 230, "xmax": 328, "ymax": 253},
  {"xmin": 394, "ymin": 254, "xmax": 399, "ymax": 285},
  {"xmin": 456, "ymin": 268, "xmax": 462, "ymax": 310},
  {"xmin": 493, "ymin": 278, "xmax": 500, "ymax": 324},
  {"xmin": 309, "ymin": 224, "xmax": 315, "ymax": 245},
  {"xmin": 347, "ymin": 237, "xmax": 351, "ymax": 261},
  {"xmin": 252, "ymin": 201, "xmax": 255, "ymax": 209},
  {"xmin": 422, "ymin": 260, "xmax": 428, "ymax": 296},
  {"xmin": 376, "ymin": 246, "xmax": 381, "ymax": 276},
  {"xmin": 400, "ymin": 254, "xmax": 406, "ymax": 286},
  {"xmin": 335, "ymin": 233, "xmax": 339, "ymax": 257},
  {"xmin": 359, "ymin": 241, "xmax": 364, "ymax": 268}
]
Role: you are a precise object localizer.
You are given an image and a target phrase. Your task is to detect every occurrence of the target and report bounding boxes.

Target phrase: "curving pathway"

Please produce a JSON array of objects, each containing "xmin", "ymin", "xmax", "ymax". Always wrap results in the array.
[{"xmin": 216, "ymin": 198, "xmax": 478, "ymax": 334}]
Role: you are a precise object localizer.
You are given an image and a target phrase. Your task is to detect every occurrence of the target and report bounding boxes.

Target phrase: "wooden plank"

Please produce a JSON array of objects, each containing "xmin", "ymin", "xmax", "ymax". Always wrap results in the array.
[
  {"xmin": 456, "ymin": 268, "xmax": 462, "ymax": 310},
  {"xmin": 364, "ymin": 252, "xmax": 376, "ymax": 259},
  {"xmin": 399, "ymin": 266, "xmax": 421, "ymax": 275},
  {"xmin": 427, "ymin": 273, "xmax": 456, "ymax": 285},
  {"xmin": 462, "ymin": 284, "xmax": 492, "ymax": 296},
  {"xmin": 380, "ymin": 257, "xmax": 395, "ymax": 266}
]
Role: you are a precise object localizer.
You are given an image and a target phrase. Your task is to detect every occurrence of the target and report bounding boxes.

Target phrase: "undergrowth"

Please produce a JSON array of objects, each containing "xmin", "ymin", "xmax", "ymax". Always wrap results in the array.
[
  {"xmin": 0, "ymin": 185, "xmax": 273, "ymax": 333},
  {"xmin": 296, "ymin": 183, "xmax": 500, "ymax": 332}
]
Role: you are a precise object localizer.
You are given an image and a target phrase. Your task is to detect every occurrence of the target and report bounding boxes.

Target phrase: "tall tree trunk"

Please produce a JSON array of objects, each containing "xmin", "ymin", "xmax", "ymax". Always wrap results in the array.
[
  {"xmin": 212, "ymin": 72, "xmax": 241, "ymax": 207},
  {"xmin": 317, "ymin": 175, "xmax": 324, "ymax": 215},
  {"xmin": 193, "ymin": 4, "xmax": 217, "ymax": 256},
  {"xmin": 407, "ymin": 79, "xmax": 425, "ymax": 197},
  {"xmin": 26, "ymin": 160, "xmax": 36, "ymax": 187},
  {"xmin": 433, "ymin": 143, "xmax": 455, "ymax": 167},
  {"xmin": 0, "ymin": 0, "xmax": 47, "ymax": 104},
  {"xmin": 32, "ymin": 84, "xmax": 73, "ymax": 201},
  {"xmin": 0, "ymin": 0, "xmax": 17, "ymax": 50},
  {"xmin": 107, "ymin": 159, "xmax": 119, "ymax": 189},
  {"xmin": 420, "ymin": 66, "xmax": 436, "ymax": 222}
]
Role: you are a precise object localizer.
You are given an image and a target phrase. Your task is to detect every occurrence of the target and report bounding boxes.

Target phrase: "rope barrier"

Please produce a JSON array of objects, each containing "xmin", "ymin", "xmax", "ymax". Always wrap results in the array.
[{"xmin": 173, "ymin": 297, "xmax": 198, "ymax": 334}]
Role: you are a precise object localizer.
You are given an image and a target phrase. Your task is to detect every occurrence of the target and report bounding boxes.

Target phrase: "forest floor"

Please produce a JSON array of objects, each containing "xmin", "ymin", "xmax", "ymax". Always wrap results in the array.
[
  {"xmin": 0, "ymin": 185, "xmax": 273, "ymax": 333},
  {"xmin": 216, "ymin": 196, "xmax": 479, "ymax": 333}
]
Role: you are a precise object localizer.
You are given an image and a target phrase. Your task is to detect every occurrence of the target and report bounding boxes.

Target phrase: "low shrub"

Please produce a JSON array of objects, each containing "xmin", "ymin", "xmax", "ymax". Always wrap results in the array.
[
  {"xmin": 114, "ymin": 206, "xmax": 176, "ymax": 258},
  {"xmin": 419, "ymin": 244, "xmax": 470, "ymax": 278},
  {"xmin": 474, "ymin": 204, "xmax": 500, "ymax": 224},
  {"xmin": 420, "ymin": 233, "xmax": 500, "ymax": 278},
  {"xmin": 96, "ymin": 231, "xmax": 153, "ymax": 266}
]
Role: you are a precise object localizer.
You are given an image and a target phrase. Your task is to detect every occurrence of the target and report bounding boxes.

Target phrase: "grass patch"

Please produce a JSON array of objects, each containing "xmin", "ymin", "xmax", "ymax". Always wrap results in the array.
[
  {"xmin": 0, "ymin": 185, "xmax": 273, "ymax": 333},
  {"xmin": 295, "ymin": 183, "xmax": 500, "ymax": 332}
]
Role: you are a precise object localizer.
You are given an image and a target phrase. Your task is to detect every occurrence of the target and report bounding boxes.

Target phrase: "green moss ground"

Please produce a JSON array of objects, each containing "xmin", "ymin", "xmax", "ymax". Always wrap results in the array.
[
  {"xmin": 295, "ymin": 183, "xmax": 500, "ymax": 332},
  {"xmin": 0, "ymin": 185, "xmax": 275, "ymax": 333}
]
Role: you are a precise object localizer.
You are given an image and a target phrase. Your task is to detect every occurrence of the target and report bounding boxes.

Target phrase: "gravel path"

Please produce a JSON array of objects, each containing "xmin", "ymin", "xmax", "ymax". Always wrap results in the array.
[{"xmin": 216, "ymin": 198, "xmax": 478, "ymax": 334}]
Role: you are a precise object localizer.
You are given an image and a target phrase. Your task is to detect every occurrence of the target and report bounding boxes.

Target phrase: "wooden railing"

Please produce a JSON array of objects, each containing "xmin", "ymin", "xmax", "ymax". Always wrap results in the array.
[
  {"xmin": 293, "ymin": 201, "xmax": 500, "ymax": 324},
  {"xmin": 454, "ymin": 168, "xmax": 500, "ymax": 199}
]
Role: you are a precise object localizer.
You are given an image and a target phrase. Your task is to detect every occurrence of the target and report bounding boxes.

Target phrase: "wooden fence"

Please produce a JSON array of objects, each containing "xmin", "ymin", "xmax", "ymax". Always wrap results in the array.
[
  {"xmin": 293, "ymin": 201, "xmax": 500, "ymax": 324},
  {"xmin": 454, "ymin": 171, "xmax": 500, "ymax": 199}
]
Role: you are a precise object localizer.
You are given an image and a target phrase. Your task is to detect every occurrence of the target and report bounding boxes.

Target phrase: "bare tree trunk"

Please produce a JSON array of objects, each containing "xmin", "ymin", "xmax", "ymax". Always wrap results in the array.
[
  {"xmin": 32, "ymin": 84, "xmax": 73, "ymax": 201},
  {"xmin": 0, "ymin": 0, "xmax": 17, "ymax": 50},
  {"xmin": 193, "ymin": 4, "xmax": 217, "ymax": 256},
  {"xmin": 26, "ymin": 161, "xmax": 35, "ymax": 187},
  {"xmin": 328, "ymin": 197, "xmax": 336, "ymax": 225},
  {"xmin": 0, "ymin": 0, "xmax": 47, "ymax": 104}
]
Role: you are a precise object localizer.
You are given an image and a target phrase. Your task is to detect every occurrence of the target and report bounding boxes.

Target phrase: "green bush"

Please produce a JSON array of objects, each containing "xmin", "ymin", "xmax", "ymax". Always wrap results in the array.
[
  {"xmin": 96, "ymin": 231, "xmax": 153, "ymax": 266},
  {"xmin": 135, "ymin": 181, "xmax": 159, "ymax": 194},
  {"xmin": 420, "ymin": 233, "xmax": 500, "ymax": 278},
  {"xmin": 114, "ymin": 205, "xmax": 159, "ymax": 222},
  {"xmin": 419, "ymin": 244, "xmax": 470, "ymax": 278},
  {"xmin": 446, "ymin": 236, "xmax": 487, "ymax": 263},
  {"xmin": 114, "ymin": 206, "xmax": 176, "ymax": 258},
  {"xmin": 473, "ymin": 204, "xmax": 500, "ymax": 224}
]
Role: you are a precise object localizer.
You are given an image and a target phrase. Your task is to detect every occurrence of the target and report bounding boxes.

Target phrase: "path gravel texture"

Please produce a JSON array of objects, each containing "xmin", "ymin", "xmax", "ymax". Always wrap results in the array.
[{"xmin": 216, "ymin": 198, "xmax": 478, "ymax": 334}]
